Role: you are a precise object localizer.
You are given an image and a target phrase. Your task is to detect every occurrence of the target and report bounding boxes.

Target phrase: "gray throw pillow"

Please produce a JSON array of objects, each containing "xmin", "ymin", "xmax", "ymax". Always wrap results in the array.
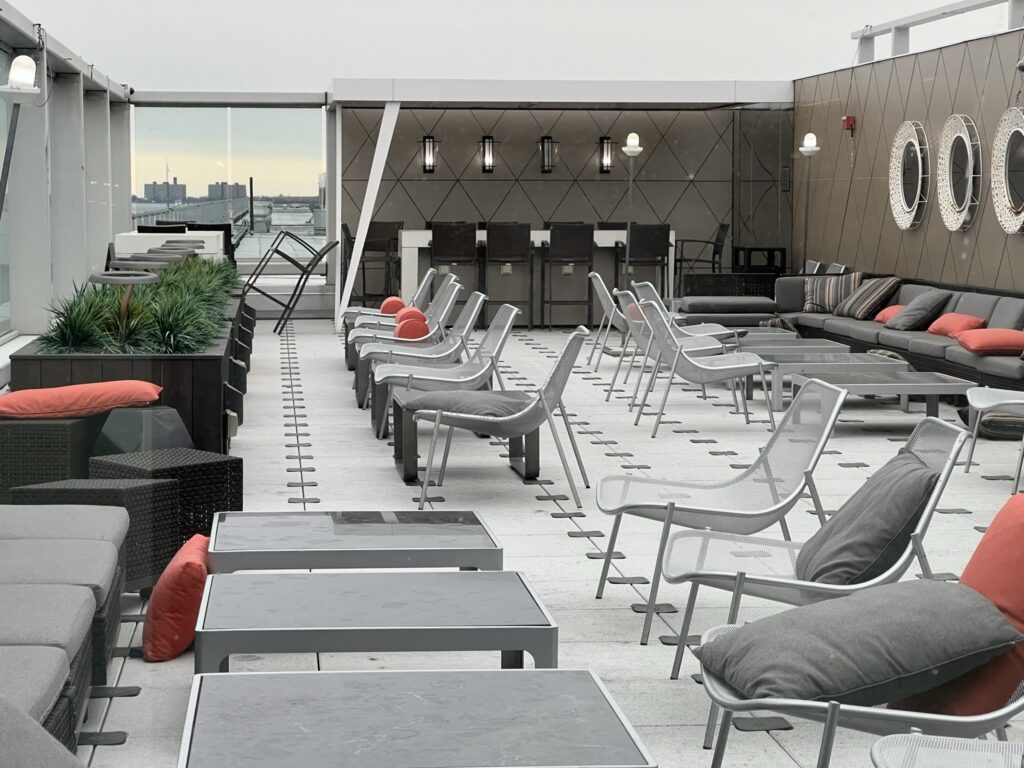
[
  {"xmin": 694, "ymin": 580, "xmax": 1022, "ymax": 705},
  {"xmin": 795, "ymin": 452, "xmax": 938, "ymax": 584},
  {"xmin": 884, "ymin": 290, "xmax": 952, "ymax": 330},
  {"xmin": 402, "ymin": 389, "xmax": 531, "ymax": 418}
]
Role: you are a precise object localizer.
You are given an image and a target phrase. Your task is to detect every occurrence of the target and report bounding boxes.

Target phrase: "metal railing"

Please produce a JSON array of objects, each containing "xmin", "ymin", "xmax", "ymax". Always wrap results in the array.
[{"xmin": 131, "ymin": 197, "xmax": 250, "ymax": 227}]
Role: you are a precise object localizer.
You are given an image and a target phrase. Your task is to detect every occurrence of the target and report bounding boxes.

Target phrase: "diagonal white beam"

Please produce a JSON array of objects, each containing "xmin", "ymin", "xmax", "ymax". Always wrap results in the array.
[{"xmin": 337, "ymin": 100, "xmax": 399, "ymax": 327}]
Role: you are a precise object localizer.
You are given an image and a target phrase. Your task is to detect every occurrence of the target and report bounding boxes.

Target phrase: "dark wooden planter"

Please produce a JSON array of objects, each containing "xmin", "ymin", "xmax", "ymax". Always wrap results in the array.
[{"xmin": 9, "ymin": 299, "xmax": 246, "ymax": 454}]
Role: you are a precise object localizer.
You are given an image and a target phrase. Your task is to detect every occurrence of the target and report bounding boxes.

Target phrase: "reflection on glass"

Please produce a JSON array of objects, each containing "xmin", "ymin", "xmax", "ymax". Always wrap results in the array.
[
  {"xmin": 1006, "ymin": 130, "xmax": 1024, "ymax": 211},
  {"xmin": 949, "ymin": 135, "xmax": 971, "ymax": 211},
  {"xmin": 0, "ymin": 52, "xmax": 11, "ymax": 335},
  {"xmin": 900, "ymin": 142, "xmax": 921, "ymax": 211}
]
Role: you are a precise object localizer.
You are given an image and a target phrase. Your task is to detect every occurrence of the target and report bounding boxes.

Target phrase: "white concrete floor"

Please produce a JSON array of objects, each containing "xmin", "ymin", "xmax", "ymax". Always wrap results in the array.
[{"xmin": 84, "ymin": 319, "xmax": 1024, "ymax": 767}]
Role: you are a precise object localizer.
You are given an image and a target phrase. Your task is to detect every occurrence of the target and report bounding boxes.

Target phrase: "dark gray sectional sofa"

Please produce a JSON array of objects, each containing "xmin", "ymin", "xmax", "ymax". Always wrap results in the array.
[{"xmin": 776, "ymin": 277, "xmax": 1024, "ymax": 389}]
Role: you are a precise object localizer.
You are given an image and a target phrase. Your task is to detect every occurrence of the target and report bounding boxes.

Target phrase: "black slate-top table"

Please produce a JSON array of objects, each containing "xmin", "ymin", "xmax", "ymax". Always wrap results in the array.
[{"xmin": 180, "ymin": 669, "xmax": 655, "ymax": 768}]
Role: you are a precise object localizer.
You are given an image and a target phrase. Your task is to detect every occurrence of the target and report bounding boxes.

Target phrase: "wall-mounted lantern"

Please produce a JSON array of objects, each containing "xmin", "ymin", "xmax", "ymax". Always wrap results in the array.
[
  {"xmin": 480, "ymin": 135, "xmax": 495, "ymax": 173},
  {"xmin": 598, "ymin": 136, "xmax": 615, "ymax": 173},
  {"xmin": 539, "ymin": 135, "xmax": 557, "ymax": 173},
  {"xmin": 420, "ymin": 135, "xmax": 438, "ymax": 173}
]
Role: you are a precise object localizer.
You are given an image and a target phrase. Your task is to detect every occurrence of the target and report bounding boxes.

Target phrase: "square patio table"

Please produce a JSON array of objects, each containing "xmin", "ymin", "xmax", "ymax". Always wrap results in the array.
[
  {"xmin": 737, "ymin": 337, "xmax": 850, "ymax": 355},
  {"xmin": 754, "ymin": 352, "xmax": 910, "ymax": 411},
  {"xmin": 178, "ymin": 669, "xmax": 655, "ymax": 768},
  {"xmin": 791, "ymin": 371, "xmax": 976, "ymax": 417},
  {"xmin": 207, "ymin": 509, "xmax": 502, "ymax": 572},
  {"xmin": 194, "ymin": 571, "xmax": 557, "ymax": 673}
]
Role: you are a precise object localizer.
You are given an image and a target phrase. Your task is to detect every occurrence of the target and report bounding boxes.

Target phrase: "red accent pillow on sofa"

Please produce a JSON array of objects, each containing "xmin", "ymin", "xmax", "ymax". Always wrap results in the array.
[
  {"xmin": 143, "ymin": 535, "xmax": 209, "ymax": 662},
  {"xmin": 891, "ymin": 495, "xmax": 1024, "ymax": 715},
  {"xmin": 954, "ymin": 329, "xmax": 1024, "ymax": 355},
  {"xmin": 0, "ymin": 380, "xmax": 162, "ymax": 419},
  {"xmin": 928, "ymin": 313, "xmax": 986, "ymax": 337},
  {"xmin": 395, "ymin": 318, "xmax": 429, "ymax": 339},
  {"xmin": 874, "ymin": 305, "xmax": 904, "ymax": 324},
  {"xmin": 380, "ymin": 296, "xmax": 405, "ymax": 315}
]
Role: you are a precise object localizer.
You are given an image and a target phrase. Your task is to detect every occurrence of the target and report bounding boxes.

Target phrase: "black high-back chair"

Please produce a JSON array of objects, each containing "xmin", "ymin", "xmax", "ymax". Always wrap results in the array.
[
  {"xmin": 675, "ymin": 222, "xmax": 729, "ymax": 292},
  {"xmin": 596, "ymin": 221, "xmax": 627, "ymax": 230},
  {"xmin": 430, "ymin": 222, "xmax": 482, "ymax": 301},
  {"xmin": 485, "ymin": 222, "xmax": 533, "ymax": 328},
  {"xmin": 355, "ymin": 220, "xmax": 402, "ymax": 305},
  {"xmin": 139, "ymin": 223, "xmax": 186, "ymax": 234},
  {"xmin": 615, "ymin": 223, "xmax": 671, "ymax": 294},
  {"xmin": 541, "ymin": 223, "xmax": 595, "ymax": 328}
]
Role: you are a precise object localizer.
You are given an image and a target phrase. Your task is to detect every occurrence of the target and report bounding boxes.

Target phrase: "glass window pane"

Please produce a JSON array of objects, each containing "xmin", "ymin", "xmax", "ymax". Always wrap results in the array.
[{"xmin": 0, "ymin": 52, "xmax": 12, "ymax": 335}]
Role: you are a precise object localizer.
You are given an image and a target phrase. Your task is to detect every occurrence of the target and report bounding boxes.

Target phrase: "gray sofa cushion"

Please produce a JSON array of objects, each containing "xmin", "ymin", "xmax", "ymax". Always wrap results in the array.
[
  {"xmin": 822, "ymin": 317, "xmax": 881, "ymax": 344},
  {"xmin": 774, "ymin": 276, "xmax": 806, "ymax": 313},
  {"xmin": 794, "ymin": 452, "xmax": 939, "ymax": 585},
  {"xmin": 402, "ymin": 390, "xmax": 532, "ymax": 418},
  {"xmin": 951, "ymin": 292, "xmax": 1000, "ymax": 321},
  {"xmin": 876, "ymin": 329, "xmax": 921, "ymax": 350},
  {"xmin": 894, "ymin": 283, "xmax": 938, "ymax": 305},
  {"xmin": 679, "ymin": 313, "xmax": 776, "ymax": 327},
  {"xmin": 946, "ymin": 345, "xmax": 980, "ymax": 368},
  {"xmin": 0, "ymin": 540, "xmax": 118, "ymax": 604},
  {"xmin": 0, "ymin": 585, "xmax": 94, "ymax": 658},
  {"xmin": 793, "ymin": 312, "xmax": 830, "ymax": 330},
  {"xmin": 989, "ymin": 297, "xmax": 1024, "ymax": 329},
  {"xmin": 0, "ymin": 694, "xmax": 83, "ymax": 767},
  {"xmin": 907, "ymin": 334, "xmax": 962, "ymax": 358},
  {"xmin": 676, "ymin": 296, "xmax": 777, "ymax": 313},
  {"xmin": 0, "ymin": 647, "xmax": 68, "ymax": 722},
  {"xmin": 694, "ymin": 580, "xmax": 1023, "ymax": 705},
  {"xmin": 978, "ymin": 356, "xmax": 1024, "ymax": 379},
  {"xmin": 884, "ymin": 290, "xmax": 953, "ymax": 330},
  {"xmin": 0, "ymin": 505, "xmax": 129, "ymax": 548}
]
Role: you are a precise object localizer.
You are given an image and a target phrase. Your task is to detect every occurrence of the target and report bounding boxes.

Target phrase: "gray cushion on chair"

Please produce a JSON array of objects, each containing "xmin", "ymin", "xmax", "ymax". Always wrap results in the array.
[
  {"xmin": 0, "ymin": 694, "xmax": 83, "ymax": 766},
  {"xmin": 0, "ymin": 647, "xmax": 69, "ymax": 722},
  {"xmin": 0, "ymin": 505, "xmax": 129, "ymax": 548},
  {"xmin": 0, "ymin": 540, "xmax": 118, "ymax": 604},
  {"xmin": 884, "ymin": 290, "xmax": 953, "ymax": 330},
  {"xmin": 401, "ymin": 389, "xmax": 533, "ymax": 418},
  {"xmin": 795, "ymin": 452, "xmax": 939, "ymax": 585},
  {"xmin": 694, "ymin": 580, "xmax": 1023, "ymax": 705},
  {"xmin": 0, "ymin": 585, "xmax": 95, "ymax": 658}
]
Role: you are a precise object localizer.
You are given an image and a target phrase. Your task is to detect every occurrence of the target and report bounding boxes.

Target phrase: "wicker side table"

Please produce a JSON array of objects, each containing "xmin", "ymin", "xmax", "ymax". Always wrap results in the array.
[
  {"xmin": 10, "ymin": 478, "xmax": 180, "ymax": 591},
  {"xmin": 0, "ymin": 415, "xmax": 106, "ymax": 502},
  {"xmin": 89, "ymin": 448, "xmax": 243, "ymax": 541}
]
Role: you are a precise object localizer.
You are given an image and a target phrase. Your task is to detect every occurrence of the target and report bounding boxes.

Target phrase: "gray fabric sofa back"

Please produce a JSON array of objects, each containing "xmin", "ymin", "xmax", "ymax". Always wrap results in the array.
[{"xmin": 989, "ymin": 297, "xmax": 1024, "ymax": 329}]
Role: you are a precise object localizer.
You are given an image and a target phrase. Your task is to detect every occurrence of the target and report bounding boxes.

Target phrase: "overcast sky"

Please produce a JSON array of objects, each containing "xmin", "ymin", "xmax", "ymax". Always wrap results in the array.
[{"xmin": 14, "ymin": 0, "xmax": 1016, "ymax": 91}]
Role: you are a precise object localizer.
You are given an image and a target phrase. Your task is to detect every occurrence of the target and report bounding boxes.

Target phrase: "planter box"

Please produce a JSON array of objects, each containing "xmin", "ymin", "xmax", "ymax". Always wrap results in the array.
[{"xmin": 10, "ymin": 336, "xmax": 233, "ymax": 454}]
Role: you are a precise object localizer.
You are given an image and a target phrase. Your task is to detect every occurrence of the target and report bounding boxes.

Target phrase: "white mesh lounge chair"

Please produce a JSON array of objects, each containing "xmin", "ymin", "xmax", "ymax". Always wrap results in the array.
[
  {"xmin": 345, "ymin": 275, "xmax": 462, "ymax": 370},
  {"xmin": 407, "ymin": 328, "xmax": 590, "ymax": 509},
  {"xmin": 963, "ymin": 387, "xmax": 1024, "ymax": 490},
  {"xmin": 587, "ymin": 271, "xmax": 629, "ymax": 370},
  {"xmin": 352, "ymin": 272, "xmax": 457, "ymax": 331},
  {"xmin": 663, "ymin": 416, "xmax": 969, "ymax": 681},
  {"xmin": 354, "ymin": 292, "xmax": 486, "ymax": 408},
  {"xmin": 342, "ymin": 267, "xmax": 437, "ymax": 325},
  {"xmin": 871, "ymin": 733, "xmax": 1024, "ymax": 768},
  {"xmin": 640, "ymin": 299, "xmax": 776, "ymax": 437},
  {"xmin": 632, "ymin": 281, "xmax": 743, "ymax": 345},
  {"xmin": 370, "ymin": 304, "xmax": 520, "ymax": 438},
  {"xmin": 699, "ymin": 624, "xmax": 1024, "ymax": 768},
  {"xmin": 595, "ymin": 378, "xmax": 847, "ymax": 644},
  {"xmin": 603, "ymin": 289, "xmax": 652, "ymax": 404}
]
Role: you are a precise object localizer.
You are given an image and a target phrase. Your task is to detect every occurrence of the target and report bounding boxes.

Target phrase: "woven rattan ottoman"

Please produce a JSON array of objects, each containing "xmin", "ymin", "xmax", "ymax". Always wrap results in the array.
[
  {"xmin": 89, "ymin": 448, "xmax": 242, "ymax": 541},
  {"xmin": 11, "ymin": 479, "xmax": 180, "ymax": 591}
]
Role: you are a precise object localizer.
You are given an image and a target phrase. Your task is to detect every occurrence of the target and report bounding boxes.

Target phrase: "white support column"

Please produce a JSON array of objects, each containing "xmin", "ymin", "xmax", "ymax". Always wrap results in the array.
[
  {"xmin": 109, "ymin": 101, "xmax": 132, "ymax": 236},
  {"xmin": 324, "ymin": 104, "xmax": 338, "ymax": 288},
  {"xmin": 333, "ymin": 102, "xmax": 344, "ymax": 331},
  {"xmin": 84, "ymin": 90, "xmax": 113, "ymax": 276},
  {"xmin": 891, "ymin": 26, "xmax": 910, "ymax": 55},
  {"xmin": 49, "ymin": 73, "xmax": 89, "ymax": 299},
  {"xmin": 856, "ymin": 36, "xmax": 876, "ymax": 64},
  {"xmin": 1011, "ymin": 0, "xmax": 1024, "ymax": 27},
  {"xmin": 338, "ymin": 101, "xmax": 398, "ymax": 321},
  {"xmin": 9, "ymin": 72, "xmax": 53, "ymax": 333}
]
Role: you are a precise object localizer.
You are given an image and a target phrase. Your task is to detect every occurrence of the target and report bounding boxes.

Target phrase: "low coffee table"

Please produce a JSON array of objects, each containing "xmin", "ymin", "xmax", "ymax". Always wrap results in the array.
[
  {"xmin": 756, "ymin": 352, "xmax": 910, "ymax": 411},
  {"xmin": 179, "ymin": 669, "xmax": 655, "ymax": 768},
  {"xmin": 194, "ymin": 571, "xmax": 557, "ymax": 673},
  {"xmin": 207, "ymin": 509, "xmax": 502, "ymax": 572},
  {"xmin": 738, "ymin": 337, "xmax": 850, "ymax": 355},
  {"xmin": 792, "ymin": 371, "xmax": 976, "ymax": 417}
]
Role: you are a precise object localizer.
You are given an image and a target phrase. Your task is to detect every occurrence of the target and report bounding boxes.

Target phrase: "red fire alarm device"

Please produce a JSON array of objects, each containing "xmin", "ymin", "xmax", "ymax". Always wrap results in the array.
[{"xmin": 842, "ymin": 115, "xmax": 856, "ymax": 133}]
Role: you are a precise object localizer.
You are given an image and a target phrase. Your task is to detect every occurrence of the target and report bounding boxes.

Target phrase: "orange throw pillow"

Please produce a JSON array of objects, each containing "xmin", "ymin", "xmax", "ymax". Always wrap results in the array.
[
  {"xmin": 892, "ymin": 495, "xmax": 1024, "ymax": 715},
  {"xmin": 143, "ymin": 535, "xmax": 209, "ymax": 662},
  {"xmin": 395, "ymin": 306, "xmax": 426, "ymax": 325},
  {"xmin": 874, "ymin": 305, "xmax": 904, "ymax": 324},
  {"xmin": 0, "ymin": 380, "xmax": 162, "ymax": 419},
  {"xmin": 395, "ymin": 318, "xmax": 429, "ymax": 339},
  {"xmin": 955, "ymin": 329, "xmax": 1024, "ymax": 355},
  {"xmin": 380, "ymin": 296, "xmax": 405, "ymax": 315},
  {"xmin": 928, "ymin": 313, "xmax": 986, "ymax": 337}
]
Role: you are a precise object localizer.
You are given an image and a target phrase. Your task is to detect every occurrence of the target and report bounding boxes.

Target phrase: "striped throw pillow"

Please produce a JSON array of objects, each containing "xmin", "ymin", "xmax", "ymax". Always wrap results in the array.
[
  {"xmin": 803, "ymin": 273, "xmax": 864, "ymax": 314},
  {"xmin": 833, "ymin": 276, "xmax": 902, "ymax": 319}
]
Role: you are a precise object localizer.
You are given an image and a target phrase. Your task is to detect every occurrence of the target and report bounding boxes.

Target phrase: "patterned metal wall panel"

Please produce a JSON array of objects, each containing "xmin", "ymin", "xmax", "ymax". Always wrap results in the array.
[
  {"xmin": 342, "ymin": 107, "xmax": 792, "ymax": 260},
  {"xmin": 794, "ymin": 28, "xmax": 1024, "ymax": 289}
]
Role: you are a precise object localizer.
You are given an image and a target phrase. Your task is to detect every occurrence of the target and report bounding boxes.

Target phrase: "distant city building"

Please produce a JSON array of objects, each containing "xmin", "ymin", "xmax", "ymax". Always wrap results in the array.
[
  {"xmin": 207, "ymin": 182, "xmax": 247, "ymax": 200},
  {"xmin": 144, "ymin": 177, "xmax": 186, "ymax": 203}
]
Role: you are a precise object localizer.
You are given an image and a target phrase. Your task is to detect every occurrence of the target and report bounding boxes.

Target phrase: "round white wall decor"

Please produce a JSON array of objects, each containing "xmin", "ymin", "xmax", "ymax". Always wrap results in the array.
[
  {"xmin": 889, "ymin": 121, "xmax": 929, "ymax": 230},
  {"xmin": 992, "ymin": 107, "xmax": 1024, "ymax": 234},
  {"xmin": 937, "ymin": 114, "xmax": 982, "ymax": 232}
]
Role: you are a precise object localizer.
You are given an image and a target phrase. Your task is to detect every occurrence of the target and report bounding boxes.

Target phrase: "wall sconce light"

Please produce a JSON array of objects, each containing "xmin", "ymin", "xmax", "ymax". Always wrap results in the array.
[
  {"xmin": 420, "ymin": 135, "xmax": 438, "ymax": 173},
  {"xmin": 0, "ymin": 54, "xmax": 40, "ymax": 224},
  {"xmin": 480, "ymin": 135, "xmax": 495, "ymax": 173},
  {"xmin": 598, "ymin": 136, "xmax": 615, "ymax": 173},
  {"xmin": 539, "ymin": 135, "xmax": 557, "ymax": 173},
  {"xmin": 799, "ymin": 132, "xmax": 820, "ymax": 157},
  {"xmin": 622, "ymin": 132, "xmax": 643, "ymax": 157}
]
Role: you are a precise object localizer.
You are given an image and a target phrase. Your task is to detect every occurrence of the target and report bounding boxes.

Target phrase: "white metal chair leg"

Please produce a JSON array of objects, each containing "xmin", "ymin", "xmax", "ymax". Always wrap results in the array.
[
  {"xmin": 558, "ymin": 398, "xmax": 590, "ymax": 488},
  {"xmin": 816, "ymin": 701, "xmax": 841, "ymax": 768},
  {"xmin": 593, "ymin": 315, "xmax": 614, "ymax": 372},
  {"xmin": 635, "ymin": 352, "xmax": 662, "ymax": 426},
  {"xmin": 1015, "ymin": 434, "xmax": 1024, "ymax": 493},
  {"xmin": 621, "ymin": 337, "xmax": 641, "ymax": 386},
  {"xmin": 964, "ymin": 407, "xmax": 982, "ymax": 473},
  {"xmin": 759, "ymin": 365, "xmax": 777, "ymax": 431},
  {"xmin": 629, "ymin": 336, "xmax": 654, "ymax": 411},
  {"xmin": 543, "ymin": 400, "xmax": 582, "ymax": 509},
  {"xmin": 418, "ymin": 411, "xmax": 444, "ymax": 510},
  {"xmin": 738, "ymin": 378, "xmax": 750, "ymax": 423},
  {"xmin": 651, "ymin": 373, "xmax": 675, "ymax": 439},
  {"xmin": 702, "ymin": 573, "xmax": 745, "ymax": 749},
  {"xmin": 587, "ymin": 312, "xmax": 608, "ymax": 366},
  {"xmin": 596, "ymin": 513, "xmax": 623, "ymax": 599},
  {"xmin": 605, "ymin": 328, "xmax": 632, "ymax": 402},
  {"xmin": 640, "ymin": 505, "xmax": 676, "ymax": 645},
  {"xmin": 709, "ymin": 710, "xmax": 732, "ymax": 768},
  {"xmin": 437, "ymin": 427, "xmax": 454, "ymax": 486},
  {"xmin": 670, "ymin": 583, "xmax": 700, "ymax": 679}
]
